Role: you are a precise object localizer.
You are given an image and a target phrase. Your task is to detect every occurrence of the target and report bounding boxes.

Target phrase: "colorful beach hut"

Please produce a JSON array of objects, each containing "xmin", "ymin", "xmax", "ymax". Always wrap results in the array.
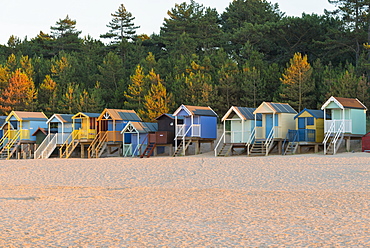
[
  {"xmin": 87, "ymin": 109, "xmax": 142, "ymax": 158},
  {"xmin": 321, "ymin": 96, "xmax": 367, "ymax": 154},
  {"xmin": 215, "ymin": 106, "xmax": 262, "ymax": 156},
  {"xmin": 59, "ymin": 112, "xmax": 100, "ymax": 158},
  {"xmin": 172, "ymin": 105, "xmax": 218, "ymax": 156},
  {"xmin": 248, "ymin": 102, "xmax": 297, "ymax": 156},
  {"xmin": 121, "ymin": 121, "xmax": 158, "ymax": 157},
  {"xmin": 283, "ymin": 108, "xmax": 329, "ymax": 155},
  {"xmin": 0, "ymin": 111, "xmax": 48, "ymax": 159},
  {"xmin": 34, "ymin": 114, "xmax": 74, "ymax": 159}
]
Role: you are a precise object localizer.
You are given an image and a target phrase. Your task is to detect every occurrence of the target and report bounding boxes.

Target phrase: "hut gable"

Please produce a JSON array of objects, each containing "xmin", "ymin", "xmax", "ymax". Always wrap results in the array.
[
  {"xmin": 173, "ymin": 105, "xmax": 218, "ymax": 117},
  {"xmin": 6, "ymin": 111, "xmax": 47, "ymax": 122},
  {"xmin": 222, "ymin": 106, "xmax": 262, "ymax": 122},
  {"xmin": 98, "ymin": 109, "xmax": 141, "ymax": 122},
  {"xmin": 47, "ymin": 114, "xmax": 74, "ymax": 124},
  {"xmin": 321, "ymin": 96, "xmax": 367, "ymax": 110},
  {"xmin": 121, "ymin": 121, "xmax": 158, "ymax": 134},
  {"xmin": 254, "ymin": 102, "xmax": 297, "ymax": 114},
  {"xmin": 294, "ymin": 108, "xmax": 329, "ymax": 120}
]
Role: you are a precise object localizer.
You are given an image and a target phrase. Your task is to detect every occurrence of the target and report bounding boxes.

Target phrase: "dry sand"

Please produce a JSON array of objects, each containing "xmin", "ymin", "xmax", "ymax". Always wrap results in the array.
[{"xmin": 0, "ymin": 152, "xmax": 369, "ymax": 247}]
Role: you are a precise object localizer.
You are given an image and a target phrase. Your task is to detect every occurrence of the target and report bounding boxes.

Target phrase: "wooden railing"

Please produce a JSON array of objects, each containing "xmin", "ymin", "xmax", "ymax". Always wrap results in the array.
[
  {"xmin": 324, "ymin": 120, "xmax": 352, "ymax": 133},
  {"xmin": 59, "ymin": 130, "xmax": 81, "ymax": 158}
]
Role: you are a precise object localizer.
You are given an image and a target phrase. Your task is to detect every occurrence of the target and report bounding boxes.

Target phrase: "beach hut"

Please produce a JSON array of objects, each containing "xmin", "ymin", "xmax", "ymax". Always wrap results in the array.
[
  {"xmin": 32, "ymin": 127, "xmax": 48, "ymax": 145},
  {"xmin": 87, "ymin": 109, "xmax": 142, "ymax": 158},
  {"xmin": 34, "ymin": 114, "xmax": 74, "ymax": 159},
  {"xmin": 155, "ymin": 114, "xmax": 184, "ymax": 143},
  {"xmin": 172, "ymin": 105, "xmax": 218, "ymax": 156},
  {"xmin": 248, "ymin": 102, "xmax": 297, "ymax": 156},
  {"xmin": 121, "ymin": 121, "xmax": 158, "ymax": 157},
  {"xmin": 214, "ymin": 106, "xmax": 262, "ymax": 156},
  {"xmin": 0, "ymin": 116, "xmax": 6, "ymax": 139},
  {"xmin": 283, "ymin": 108, "xmax": 329, "ymax": 155},
  {"xmin": 321, "ymin": 96, "xmax": 367, "ymax": 154},
  {"xmin": 0, "ymin": 111, "xmax": 48, "ymax": 159},
  {"xmin": 59, "ymin": 112, "xmax": 100, "ymax": 158}
]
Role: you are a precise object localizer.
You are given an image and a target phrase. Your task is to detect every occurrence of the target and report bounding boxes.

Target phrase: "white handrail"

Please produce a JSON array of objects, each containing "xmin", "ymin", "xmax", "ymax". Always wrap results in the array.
[
  {"xmin": 214, "ymin": 132, "xmax": 225, "ymax": 157},
  {"xmin": 131, "ymin": 143, "xmax": 143, "ymax": 157},
  {"xmin": 264, "ymin": 127, "xmax": 275, "ymax": 155},
  {"xmin": 332, "ymin": 122, "xmax": 344, "ymax": 155},
  {"xmin": 41, "ymin": 134, "xmax": 57, "ymax": 159},
  {"xmin": 34, "ymin": 133, "xmax": 55, "ymax": 159},
  {"xmin": 323, "ymin": 121, "xmax": 335, "ymax": 154},
  {"xmin": 122, "ymin": 144, "xmax": 132, "ymax": 157}
]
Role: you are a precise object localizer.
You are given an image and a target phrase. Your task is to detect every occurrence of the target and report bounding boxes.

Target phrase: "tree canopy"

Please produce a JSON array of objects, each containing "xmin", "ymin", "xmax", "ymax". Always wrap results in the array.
[{"xmin": 1, "ymin": 1, "xmax": 370, "ymax": 119}]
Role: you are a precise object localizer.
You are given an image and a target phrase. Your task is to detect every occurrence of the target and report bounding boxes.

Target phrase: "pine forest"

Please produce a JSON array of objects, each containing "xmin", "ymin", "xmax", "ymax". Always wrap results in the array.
[{"xmin": 1, "ymin": 0, "xmax": 370, "ymax": 121}]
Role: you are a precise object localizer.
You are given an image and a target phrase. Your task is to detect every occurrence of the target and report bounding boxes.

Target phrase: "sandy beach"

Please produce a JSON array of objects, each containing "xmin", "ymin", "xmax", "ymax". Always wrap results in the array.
[{"xmin": 0, "ymin": 153, "xmax": 369, "ymax": 247}]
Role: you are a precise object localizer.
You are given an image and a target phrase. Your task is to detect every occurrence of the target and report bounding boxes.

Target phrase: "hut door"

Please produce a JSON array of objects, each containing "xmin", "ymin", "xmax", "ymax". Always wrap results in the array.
[
  {"xmin": 265, "ymin": 114, "xmax": 273, "ymax": 138},
  {"xmin": 298, "ymin": 117, "xmax": 306, "ymax": 141}
]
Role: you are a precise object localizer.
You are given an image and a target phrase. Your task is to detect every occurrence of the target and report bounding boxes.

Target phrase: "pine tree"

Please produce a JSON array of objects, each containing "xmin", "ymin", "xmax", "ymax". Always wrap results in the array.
[
  {"xmin": 280, "ymin": 53, "xmax": 314, "ymax": 111},
  {"xmin": 50, "ymin": 15, "xmax": 81, "ymax": 38},
  {"xmin": 100, "ymin": 4, "xmax": 139, "ymax": 42}
]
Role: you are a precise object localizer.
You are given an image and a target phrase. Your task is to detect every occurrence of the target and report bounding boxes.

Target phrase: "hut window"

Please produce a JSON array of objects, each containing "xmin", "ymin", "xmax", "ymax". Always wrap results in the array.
[{"xmin": 307, "ymin": 117, "xmax": 314, "ymax": 125}]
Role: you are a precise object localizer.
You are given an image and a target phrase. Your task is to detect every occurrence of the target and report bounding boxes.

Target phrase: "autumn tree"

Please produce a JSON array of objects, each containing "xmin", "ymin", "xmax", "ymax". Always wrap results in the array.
[
  {"xmin": 59, "ymin": 83, "xmax": 80, "ymax": 114},
  {"xmin": 280, "ymin": 53, "xmax": 314, "ymax": 111},
  {"xmin": 0, "ymin": 69, "xmax": 37, "ymax": 114},
  {"xmin": 178, "ymin": 61, "xmax": 214, "ymax": 106},
  {"xmin": 0, "ymin": 64, "xmax": 10, "ymax": 90},
  {"xmin": 139, "ymin": 70, "xmax": 173, "ymax": 121},
  {"xmin": 124, "ymin": 65, "xmax": 146, "ymax": 110},
  {"xmin": 38, "ymin": 75, "xmax": 58, "ymax": 115}
]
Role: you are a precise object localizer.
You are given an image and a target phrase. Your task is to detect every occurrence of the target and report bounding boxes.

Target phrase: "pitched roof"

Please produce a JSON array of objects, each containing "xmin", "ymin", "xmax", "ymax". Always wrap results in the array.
[
  {"xmin": 294, "ymin": 108, "xmax": 330, "ymax": 119},
  {"xmin": 155, "ymin": 113, "xmax": 184, "ymax": 120},
  {"xmin": 32, "ymin": 127, "xmax": 48, "ymax": 136},
  {"xmin": 73, "ymin": 112, "xmax": 101, "ymax": 119},
  {"xmin": 98, "ymin": 109, "xmax": 142, "ymax": 121},
  {"xmin": 47, "ymin": 114, "xmax": 74, "ymax": 124},
  {"xmin": 121, "ymin": 121, "xmax": 158, "ymax": 133},
  {"xmin": 222, "ymin": 106, "xmax": 262, "ymax": 122},
  {"xmin": 321, "ymin": 96, "xmax": 367, "ymax": 110},
  {"xmin": 268, "ymin": 103, "xmax": 297, "ymax": 113},
  {"xmin": 173, "ymin": 105, "xmax": 218, "ymax": 117},
  {"xmin": 0, "ymin": 116, "xmax": 6, "ymax": 126},
  {"xmin": 6, "ymin": 111, "xmax": 47, "ymax": 122},
  {"xmin": 254, "ymin": 102, "xmax": 297, "ymax": 114}
]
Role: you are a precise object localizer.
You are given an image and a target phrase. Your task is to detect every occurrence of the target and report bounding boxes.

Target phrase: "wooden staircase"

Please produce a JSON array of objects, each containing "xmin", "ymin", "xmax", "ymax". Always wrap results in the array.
[
  {"xmin": 60, "ymin": 130, "xmax": 80, "ymax": 158},
  {"xmin": 0, "ymin": 140, "xmax": 21, "ymax": 159},
  {"xmin": 324, "ymin": 135, "xmax": 344, "ymax": 155},
  {"xmin": 284, "ymin": 142, "xmax": 299, "ymax": 155},
  {"xmin": 217, "ymin": 143, "xmax": 233, "ymax": 157},
  {"xmin": 248, "ymin": 140, "xmax": 266, "ymax": 156},
  {"xmin": 173, "ymin": 138, "xmax": 192, "ymax": 156},
  {"xmin": 323, "ymin": 122, "xmax": 344, "ymax": 155},
  {"xmin": 0, "ymin": 130, "xmax": 22, "ymax": 160},
  {"xmin": 88, "ymin": 132, "xmax": 108, "ymax": 158},
  {"xmin": 140, "ymin": 143, "xmax": 157, "ymax": 158}
]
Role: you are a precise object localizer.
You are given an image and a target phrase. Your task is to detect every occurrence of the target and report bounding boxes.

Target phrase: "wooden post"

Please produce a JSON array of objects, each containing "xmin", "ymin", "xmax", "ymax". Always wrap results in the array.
[
  {"xmin": 81, "ymin": 144, "xmax": 84, "ymax": 158},
  {"xmin": 195, "ymin": 140, "xmax": 200, "ymax": 155},
  {"xmin": 346, "ymin": 137, "xmax": 351, "ymax": 151},
  {"xmin": 278, "ymin": 140, "xmax": 282, "ymax": 154},
  {"xmin": 314, "ymin": 144, "xmax": 319, "ymax": 153}
]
